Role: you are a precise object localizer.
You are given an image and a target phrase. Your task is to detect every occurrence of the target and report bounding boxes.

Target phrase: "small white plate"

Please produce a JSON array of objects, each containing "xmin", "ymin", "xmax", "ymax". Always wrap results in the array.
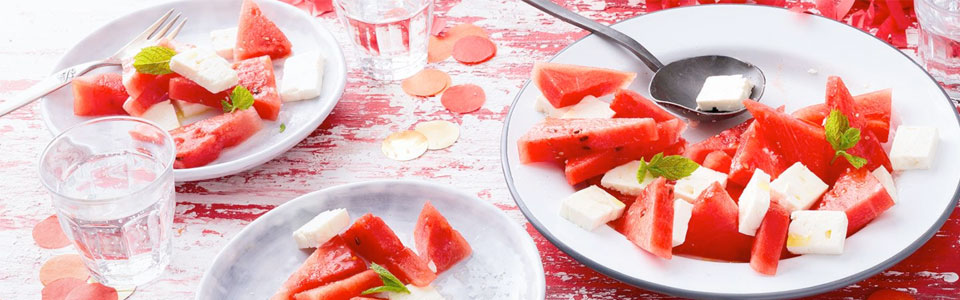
[
  {"xmin": 40, "ymin": 0, "xmax": 346, "ymax": 181},
  {"xmin": 501, "ymin": 4, "xmax": 960, "ymax": 299},
  {"xmin": 196, "ymin": 180, "xmax": 546, "ymax": 300}
]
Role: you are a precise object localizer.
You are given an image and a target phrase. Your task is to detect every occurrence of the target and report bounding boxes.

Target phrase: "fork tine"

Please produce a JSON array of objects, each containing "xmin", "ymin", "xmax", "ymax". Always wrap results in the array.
[
  {"xmin": 150, "ymin": 13, "xmax": 181, "ymax": 41},
  {"xmin": 164, "ymin": 18, "xmax": 187, "ymax": 40},
  {"xmin": 130, "ymin": 9, "xmax": 174, "ymax": 46}
]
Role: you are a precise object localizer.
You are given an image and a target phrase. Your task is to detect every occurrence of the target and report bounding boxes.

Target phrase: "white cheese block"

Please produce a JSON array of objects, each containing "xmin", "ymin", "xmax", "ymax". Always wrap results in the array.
[
  {"xmin": 871, "ymin": 167, "xmax": 898, "ymax": 204},
  {"xmin": 534, "ymin": 95, "xmax": 569, "ymax": 118},
  {"xmin": 292, "ymin": 208, "xmax": 350, "ymax": 249},
  {"xmin": 388, "ymin": 284, "xmax": 445, "ymax": 300},
  {"xmin": 674, "ymin": 166, "xmax": 728, "ymax": 202},
  {"xmin": 600, "ymin": 160, "xmax": 656, "ymax": 196},
  {"xmin": 889, "ymin": 126, "xmax": 938, "ymax": 170},
  {"xmin": 695, "ymin": 74, "xmax": 753, "ymax": 111},
  {"xmin": 561, "ymin": 96, "xmax": 615, "ymax": 119},
  {"xmin": 172, "ymin": 100, "xmax": 212, "ymax": 119},
  {"xmin": 672, "ymin": 199, "xmax": 694, "ymax": 247},
  {"xmin": 559, "ymin": 185, "xmax": 626, "ymax": 231},
  {"xmin": 738, "ymin": 169, "xmax": 771, "ymax": 236},
  {"xmin": 787, "ymin": 210, "xmax": 848, "ymax": 255},
  {"xmin": 770, "ymin": 162, "xmax": 829, "ymax": 212},
  {"xmin": 169, "ymin": 48, "xmax": 239, "ymax": 93},
  {"xmin": 209, "ymin": 27, "xmax": 238, "ymax": 59},
  {"xmin": 139, "ymin": 100, "xmax": 180, "ymax": 131},
  {"xmin": 280, "ymin": 50, "xmax": 326, "ymax": 102}
]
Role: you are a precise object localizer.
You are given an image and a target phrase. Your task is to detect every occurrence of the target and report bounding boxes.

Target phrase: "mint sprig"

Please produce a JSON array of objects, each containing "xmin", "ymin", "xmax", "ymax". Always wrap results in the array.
[
  {"xmin": 361, "ymin": 263, "xmax": 410, "ymax": 295},
  {"xmin": 279, "ymin": 123, "xmax": 286, "ymax": 133},
  {"xmin": 221, "ymin": 85, "xmax": 255, "ymax": 113},
  {"xmin": 825, "ymin": 109, "xmax": 868, "ymax": 168},
  {"xmin": 133, "ymin": 46, "xmax": 176, "ymax": 75},
  {"xmin": 637, "ymin": 152, "xmax": 699, "ymax": 182}
]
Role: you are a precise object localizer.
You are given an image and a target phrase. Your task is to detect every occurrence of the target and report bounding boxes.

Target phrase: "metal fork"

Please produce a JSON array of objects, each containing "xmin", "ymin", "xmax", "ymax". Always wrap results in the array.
[{"xmin": 0, "ymin": 9, "xmax": 187, "ymax": 117}]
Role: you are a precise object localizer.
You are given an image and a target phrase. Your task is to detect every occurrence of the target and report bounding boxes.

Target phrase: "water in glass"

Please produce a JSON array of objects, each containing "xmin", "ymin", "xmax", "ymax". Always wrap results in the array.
[
  {"xmin": 916, "ymin": 0, "xmax": 960, "ymax": 99},
  {"xmin": 335, "ymin": 0, "xmax": 433, "ymax": 80}
]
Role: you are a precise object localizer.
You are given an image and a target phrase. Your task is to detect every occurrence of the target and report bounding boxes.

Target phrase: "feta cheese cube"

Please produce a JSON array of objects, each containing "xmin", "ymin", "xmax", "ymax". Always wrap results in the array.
[
  {"xmin": 209, "ymin": 27, "xmax": 238, "ymax": 59},
  {"xmin": 889, "ymin": 126, "xmax": 938, "ymax": 170},
  {"xmin": 871, "ymin": 167, "xmax": 897, "ymax": 203},
  {"xmin": 674, "ymin": 166, "xmax": 728, "ymax": 202},
  {"xmin": 600, "ymin": 160, "xmax": 656, "ymax": 196},
  {"xmin": 169, "ymin": 48, "xmax": 239, "ymax": 93},
  {"xmin": 172, "ymin": 100, "xmax": 211, "ymax": 119},
  {"xmin": 280, "ymin": 50, "xmax": 326, "ymax": 102},
  {"xmin": 388, "ymin": 284, "xmax": 445, "ymax": 300},
  {"xmin": 561, "ymin": 96, "xmax": 616, "ymax": 119},
  {"xmin": 770, "ymin": 162, "xmax": 829, "ymax": 212},
  {"xmin": 672, "ymin": 199, "xmax": 694, "ymax": 247},
  {"xmin": 786, "ymin": 210, "xmax": 848, "ymax": 255},
  {"xmin": 738, "ymin": 169, "xmax": 772, "ymax": 236},
  {"xmin": 139, "ymin": 100, "xmax": 180, "ymax": 131},
  {"xmin": 559, "ymin": 185, "xmax": 626, "ymax": 231},
  {"xmin": 292, "ymin": 208, "xmax": 350, "ymax": 249},
  {"xmin": 695, "ymin": 74, "xmax": 753, "ymax": 111},
  {"xmin": 534, "ymin": 95, "xmax": 569, "ymax": 118}
]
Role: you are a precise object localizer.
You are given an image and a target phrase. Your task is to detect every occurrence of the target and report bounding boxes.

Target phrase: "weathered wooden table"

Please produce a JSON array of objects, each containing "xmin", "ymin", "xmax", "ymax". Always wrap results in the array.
[{"xmin": 1, "ymin": 0, "xmax": 957, "ymax": 299}]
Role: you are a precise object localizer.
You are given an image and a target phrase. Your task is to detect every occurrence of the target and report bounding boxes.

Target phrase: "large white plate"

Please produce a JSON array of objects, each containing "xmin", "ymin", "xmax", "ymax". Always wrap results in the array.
[
  {"xmin": 501, "ymin": 5, "xmax": 960, "ymax": 299},
  {"xmin": 196, "ymin": 180, "xmax": 546, "ymax": 299},
  {"xmin": 40, "ymin": 0, "xmax": 346, "ymax": 181}
]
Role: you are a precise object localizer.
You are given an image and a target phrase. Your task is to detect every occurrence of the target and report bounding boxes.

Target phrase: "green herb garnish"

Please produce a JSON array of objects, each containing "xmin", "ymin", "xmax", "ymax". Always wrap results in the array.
[
  {"xmin": 133, "ymin": 46, "xmax": 176, "ymax": 75},
  {"xmin": 279, "ymin": 123, "xmax": 286, "ymax": 133},
  {"xmin": 637, "ymin": 152, "xmax": 699, "ymax": 182},
  {"xmin": 221, "ymin": 85, "xmax": 255, "ymax": 113},
  {"xmin": 824, "ymin": 109, "xmax": 868, "ymax": 168},
  {"xmin": 362, "ymin": 263, "xmax": 410, "ymax": 295}
]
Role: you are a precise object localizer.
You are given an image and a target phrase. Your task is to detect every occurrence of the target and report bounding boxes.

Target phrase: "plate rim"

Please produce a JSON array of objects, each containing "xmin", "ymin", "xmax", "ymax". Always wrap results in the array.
[
  {"xmin": 38, "ymin": 0, "xmax": 347, "ymax": 182},
  {"xmin": 498, "ymin": 4, "xmax": 960, "ymax": 299},
  {"xmin": 195, "ymin": 179, "xmax": 547, "ymax": 300}
]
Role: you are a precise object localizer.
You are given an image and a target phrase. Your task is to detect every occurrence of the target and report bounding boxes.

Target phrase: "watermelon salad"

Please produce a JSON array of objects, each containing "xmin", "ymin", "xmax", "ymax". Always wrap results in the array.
[
  {"xmin": 272, "ymin": 202, "xmax": 472, "ymax": 300},
  {"xmin": 518, "ymin": 62, "xmax": 940, "ymax": 275},
  {"xmin": 69, "ymin": 0, "xmax": 327, "ymax": 169}
]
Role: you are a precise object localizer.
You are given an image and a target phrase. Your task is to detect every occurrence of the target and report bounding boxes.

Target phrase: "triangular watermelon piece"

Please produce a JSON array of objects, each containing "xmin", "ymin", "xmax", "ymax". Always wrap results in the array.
[
  {"xmin": 169, "ymin": 77, "xmax": 230, "ymax": 108},
  {"xmin": 122, "ymin": 73, "xmax": 179, "ymax": 116},
  {"xmin": 818, "ymin": 169, "xmax": 895, "ymax": 236},
  {"xmin": 234, "ymin": 55, "xmax": 282, "ymax": 121},
  {"xmin": 532, "ymin": 62, "xmax": 636, "ymax": 108},
  {"xmin": 340, "ymin": 214, "xmax": 437, "ymax": 287},
  {"xmin": 414, "ymin": 201, "xmax": 472, "ymax": 274},
  {"xmin": 610, "ymin": 89, "xmax": 677, "ymax": 122},
  {"xmin": 563, "ymin": 119, "xmax": 686, "ymax": 185},
  {"xmin": 749, "ymin": 200, "xmax": 790, "ymax": 275},
  {"xmin": 169, "ymin": 108, "xmax": 263, "ymax": 168},
  {"xmin": 728, "ymin": 122, "xmax": 787, "ymax": 186},
  {"xmin": 72, "ymin": 73, "xmax": 129, "ymax": 116},
  {"xmin": 702, "ymin": 150, "xmax": 733, "ymax": 174},
  {"xmin": 236, "ymin": 0, "xmax": 293, "ymax": 60},
  {"xmin": 682, "ymin": 119, "xmax": 752, "ymax": 165},
  {"xmin": 291, "ymin": 269, "xmax": 381, "ymax": 300},
  {"xmin": 791, "ymin": 89, "xmax": 892, "ymax": 143},
  {"xmin": 623, "ymin": 177, "xmax": 674, "ymax": 259},
  {"xmin": 824, "ymin": 76, "xmax": 892, "ymax": 174},
  {"xmin": 673, "ymin": 182, "xmax": 755, "ymax": 262},
  {"xmin": 518, "ymin": 118, "xmax": 658, "ymax": 164},
  {"xmin": 271, "ymin": 236, "xmax": 368, "ymax": 300},
  {"xmin": 741, "ymin": 100, "xmax": 837, "ymax": 183}
]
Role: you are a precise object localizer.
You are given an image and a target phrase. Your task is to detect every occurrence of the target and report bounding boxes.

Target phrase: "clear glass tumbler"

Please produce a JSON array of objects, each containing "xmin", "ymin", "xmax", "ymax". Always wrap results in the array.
[
  {"xmin": 334, "ymin": 0, "xmax": 434, "ymax": 80},
  {"xmin": 916, "ymin": 0, "xmax": 960, "ymax": 100},
  {"xmin": 38, "ymin": 117, "xmax": 176, "ymax": 288}
]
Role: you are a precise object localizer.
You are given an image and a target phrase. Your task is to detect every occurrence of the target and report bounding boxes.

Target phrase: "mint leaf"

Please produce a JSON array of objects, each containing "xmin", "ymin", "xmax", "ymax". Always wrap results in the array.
[
  {"xmin": 840, "ymin": 151, "xmax": 868, "ymax": 169},
  {"xmin": 279, "ymin": 123, "xmax": 286, "ymax": 133},
  {"xmin": 839, "ymin": 127, "xmax": 860, "ymax": 150},
  {"xmin": 222, "ymin": 85, "xmax": 255, "ymax": 113},
  {"xmin": 220, "ymin": 99, "xmax": 234, "ymax": 113},
  {"xmin": 824, "ymin": 109, "xmax": 867, "ymax": 168},
  {"xmin": 637, "ymin": 152, "xmax": 699, "ymax": 181},
  {"xmin": 133, "ymin": 46, "xmax": 176, "ymax": 75},
  {"xmin": 362, "ymin": 263, "xmax": 409, "ymax": 295},
  {"xmin": 636, "ymin": 159, "xmax": 649, "ymax": 184}
]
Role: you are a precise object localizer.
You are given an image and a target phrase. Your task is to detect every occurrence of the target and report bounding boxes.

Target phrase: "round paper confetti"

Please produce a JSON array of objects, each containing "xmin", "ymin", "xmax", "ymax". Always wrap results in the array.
[
  {"xmin": 87, "ymin": 278, "xmax": 136, "ymax": 300},
  {"xmin": 441, "ymin": 84, "xmax": 486, "ymax": 113},
  {"xmin": 381, "ymin": 130, "xmax": 429, "ymax": 161},
  {"xmin": 33, "ymin": 215, "xmax": 71, "ymax": 249},
  {"xmin": 63, "ymin": 283, "xmax": 118, "ymax": 300},
  {"xmin": 401, "ymin": 69, "xmax": 451, "ymax": 97},
  {"xmin": 427, "ymin": 23, "xmax": 488, "ymax": 63},
  {"xmin": 452, "ymin": 35, "xmax": 497, "ymax": 65},
  {"xmin": 39, "ymin": 254, "xmax": 90, "ymax": 286},
  {"xmin": 414, "ymin": 120, "xmax": 460, "ymax": 150},
  {"xmin": 42, "ymin": 278, "xmax": 86, "ymax": 300}
]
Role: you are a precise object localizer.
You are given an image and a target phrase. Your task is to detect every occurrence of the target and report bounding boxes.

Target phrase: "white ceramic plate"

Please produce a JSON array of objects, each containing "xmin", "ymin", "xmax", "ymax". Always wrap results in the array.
[
  {"xmin": 196, "ymin": 180, "xmax": 546, "ymax": 300},
  {"xmin": 501, "ymin": 5, "xmax": 960, "ymax": 299},
  {"xmin": 40, "ymin": 0, "xmax": 346, "ymax": 181}
]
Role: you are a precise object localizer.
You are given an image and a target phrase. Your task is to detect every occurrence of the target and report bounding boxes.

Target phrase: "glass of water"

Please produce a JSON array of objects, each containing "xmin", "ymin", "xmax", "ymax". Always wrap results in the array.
[
  {"xmin": 334, "ymin": 0, "xmax": 434, "ymax": 80},
  {"xmin": 916, "ymin": 0, "xmax": 960, "ymax": 100},
  {"xmin": 39, "ymin": 116, "xmax": 176, "ymax": 288}
]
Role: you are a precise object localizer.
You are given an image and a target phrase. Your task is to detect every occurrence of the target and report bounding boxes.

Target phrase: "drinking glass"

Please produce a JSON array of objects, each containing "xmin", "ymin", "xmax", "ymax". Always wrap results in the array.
[
  {"xmin": 39, "ymin": 117, "xmax": 176, "ymax": 287},
  {"xmin": 334, "ymin": 0, "xmax": 434, "ymax": 80},
  {"xmin": 916, "ymin": 0, "xmax": 960, "ymax": 100}
]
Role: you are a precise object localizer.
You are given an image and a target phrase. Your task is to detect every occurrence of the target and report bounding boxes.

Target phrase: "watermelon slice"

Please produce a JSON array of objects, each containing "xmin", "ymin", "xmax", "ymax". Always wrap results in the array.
[
  {"xmin": 340, "ymin": 214, "xmax": 437, "ymax": 287},
  {"xmin": 532, "ymin": 62, "xmax": 636, "ymax": 108},
  {"xmin": 122, "ymin": 73, "xmax": 179, "ymax": 116},
  {"xmin": 728, "ymin": 122, "xmax": 786, "ymax": 186},
  {"xmin": 749, "ymin": 200, "xmax": 790, "ymax": 275},
  {"xmin": 610, "ymin": 89, "xmax": 677, "ymax": 122},
  {"xmin": 702, "ymin": 150, "xmax": 733, "ymax": 174},
  {"xmin": 168, "ymin": 77, "xmax": 230, "ymax": 108},
  {"xmin": 236, "ymin": 0, "xmax": 293, "ymax": 60},
  {"xmin": 292, "ymin": 269, "xmax": 381, "ymax": 300},
  {"xmin": 792, "ymin": 89, "xmax": 892, "ymax": 142},
  {"xmin": 234, "ymin": 55, "xmax": 282, "ymax": 120},
  {"xmin": 682, "ymin": 120, "xmax": 752, "ymax": 165},
  {"xmin": 517, "ymin": 118, "xmax": 658, "ymax": 164},
  {"xmin": 622, "ymin": 177, "xmax": 674, "ymax": 259},
  {"xmin": 170, "ymin": 133, "xmax": 223, "ymax": 169},
  {"xmin": 271, "ymin": 236, "xmax": 368, "ymax": 300},
  {"xmin": 71, "ymin": 73, "xmax": 128, "ymax": 116},
  {"xmin": 414, "ymin": 202, "xmax": 472, "ymax": 274},
  {"xmin": 673, "ymin": 182, "xmax": 755, "ymax": 262},
  {"xmin": 169, "ymin": 108, "xmax": 263, "ymax": 168},
  {"xmin": 563, "ymin": 119, "xmax": 685, "ymax": 184},
  {"xmin": 824, "ymin": 77, "xmax": 893, "ymax": 175},
  {"xmin": 818, "ymin": 169, "xmax": 895, "ymax": 236},
  {"xmin": 738, "ymin": 100, "xmax": 838, "ymax": 183}
]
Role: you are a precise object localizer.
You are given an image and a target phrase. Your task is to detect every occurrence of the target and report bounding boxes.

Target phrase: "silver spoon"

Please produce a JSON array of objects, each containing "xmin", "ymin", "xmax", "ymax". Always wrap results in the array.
[{"xmin": 522, "ymin": 0, "xmax": 765, "ymax": 122}]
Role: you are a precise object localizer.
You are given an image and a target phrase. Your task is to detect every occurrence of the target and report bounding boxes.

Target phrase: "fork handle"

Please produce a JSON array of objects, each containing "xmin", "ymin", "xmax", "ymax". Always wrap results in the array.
[{"xmin": 0, "ymin": 60, "xmax": 112, "ymax": 117}]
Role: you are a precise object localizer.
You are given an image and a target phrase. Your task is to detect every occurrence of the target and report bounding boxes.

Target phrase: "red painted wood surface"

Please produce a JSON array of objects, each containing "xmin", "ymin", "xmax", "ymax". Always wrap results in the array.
[{"xmin": 0, "ymin": 0, "xmax": 957, "ymax": 299}]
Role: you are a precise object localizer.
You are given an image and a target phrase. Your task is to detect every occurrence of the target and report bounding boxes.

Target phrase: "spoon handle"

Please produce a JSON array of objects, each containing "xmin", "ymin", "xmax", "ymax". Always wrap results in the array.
[{"xmin": 522, "ymin": 0, "xmax": 664, "ymax": 72}]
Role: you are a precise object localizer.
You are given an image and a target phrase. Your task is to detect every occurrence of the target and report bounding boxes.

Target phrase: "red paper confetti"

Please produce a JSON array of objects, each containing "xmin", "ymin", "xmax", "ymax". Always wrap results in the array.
[
  {"xmin": 401, "ymin": 69, "xmax": 451, "ymax": 97},
  {"xmin": 63, "ymin": 283, "xmax": 118, "ymax": 300},
  {"xmin": 428, "ymin": 23, "xmax": 488, "ymax": 63},
  {"xmin": 39, "ymin": 254, "xmax": 90, "ymax": 285},
  {"xmin": 867, "ymin": 289, "xmax": 915, "ymax": 300},
  {"xmin": 441, "ymin": 84, "xmax": 486, "ymax": 113},
  {"xmin": 42, "ymin": 278, "xmax": 86, "ymax": 300},
  {"xmin": 279, "ymin": 0, "xmax": 333, "ymax": 17},
  {"xmin": 816, "ymin": 0, "xmax": 837, "ymax": 20},
  {"xmin": 33, "ymin": 215, "xmax": 71, "ymax": 249},
  {"xmin": 452, "ymin": 35, "xmax": 497, "ymax": 65}
]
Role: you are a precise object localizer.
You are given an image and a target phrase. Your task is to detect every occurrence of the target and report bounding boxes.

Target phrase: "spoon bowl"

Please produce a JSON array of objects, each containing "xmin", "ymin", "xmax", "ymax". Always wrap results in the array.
[{"xmin": 650, "ymin": 55, "xmax": 766, "ymax": 121}]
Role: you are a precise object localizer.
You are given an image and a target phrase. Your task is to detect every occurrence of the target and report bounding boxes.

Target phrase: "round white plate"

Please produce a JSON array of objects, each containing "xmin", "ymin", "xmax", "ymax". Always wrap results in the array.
[
  {"xmin": 196, "ymin": 180, "xmax": 546, "ymax": 300},
  {"xmin": 40, "ymin": 0, "xmax": 346, "ymax": 181},
  {"xmin": 501, "ymin": 5, "xmax": 960, "ymax": 299}
]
